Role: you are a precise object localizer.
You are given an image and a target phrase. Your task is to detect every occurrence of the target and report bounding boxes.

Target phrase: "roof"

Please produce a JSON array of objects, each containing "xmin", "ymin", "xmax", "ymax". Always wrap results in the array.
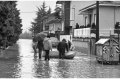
[
  {"xmin": 56, "ymin": 1, "xmax": 70, "ymax": 4},
  {"xmin": 56, "ymin": 1, "xmax": 63, "ymax": 4},
  {"xmin": 41, "ymin": 12, "xmax": 56, "ymax": 20},
  {"xmin": 95, "ymin": 38, "xmax": 119, "ymax": 45},
  {"xmin": 41, "ymin": 16, "xmax": 48, "ymax": 20},
  {"xmin": 79, "ymin": 1, "xmax": 120, "ymax": 14},
  {"xmin": 56, "ymin": 0, "xmax": 71, "ymax": 4},
  {"xmin": 46, "ymin": 19, "xmax": 61, "ymax": 24},
  {"xmin": 95, "ymin": 38, "xmax": 109, "ymax": 45}
]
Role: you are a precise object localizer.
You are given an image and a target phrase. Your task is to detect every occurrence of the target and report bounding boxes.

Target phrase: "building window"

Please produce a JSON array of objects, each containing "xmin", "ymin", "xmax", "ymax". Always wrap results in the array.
[
  {"xmin": 72, "ymin": 8, "xmax": 75, "ymax": 21},
  {"xmin": 85, "ymin": 17, "xmax": 87, "ymax": 27},
  {"xmin": 89, "ymin": 14, "xmax": 92, "ymax": 25},
  {"xmin": 45, "ymin": 26, "xmax": 49, "ymax": 31},
  {"xmin": 94, "ymin": 14, "xmax": 96, "ymax": 25}
]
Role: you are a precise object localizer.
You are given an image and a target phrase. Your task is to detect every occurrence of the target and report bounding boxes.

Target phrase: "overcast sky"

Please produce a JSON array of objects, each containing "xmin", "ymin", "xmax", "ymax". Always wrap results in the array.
[{"xmin": 16, "ymin": 1, "xmax": 57, "ymax": 33}]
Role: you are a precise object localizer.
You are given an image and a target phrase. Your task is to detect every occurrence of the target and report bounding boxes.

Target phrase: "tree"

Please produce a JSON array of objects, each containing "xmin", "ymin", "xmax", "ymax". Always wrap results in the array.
[
  {"xmin": 47, "ymin": 6, "xmax": 51, "ymax": 15},
  {"xmin": 29, "ymin": 2, "xmax": 51, "ymax": 35},
  {"xmin": 54, "ymin": 7, "xmax": 62, "ymax": 19},
  {"xmin": 0, "ymin": 1, "xmax": 22, "ymax": 48}
]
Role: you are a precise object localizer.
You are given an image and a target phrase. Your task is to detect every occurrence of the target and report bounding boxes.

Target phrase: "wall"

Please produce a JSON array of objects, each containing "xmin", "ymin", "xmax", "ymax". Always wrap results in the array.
[
  {"xmin": 91, "ymin": 9, "xmax": 96, "ymax": 24},
  {"xmin": 43, "ymin": 14, "xmax": 56, "ymax": 31},
  {"xmin": 99, "ymin": 6, "xmax": 115, "ymax": 36},
  {"xmin": 115, "ymin": 7, "xmax": 120, "ymax": 23},
  {"xmin": 70, "ymin": 1, "xmax": 95, "ymax": 28},
  {"xmin": 49, "ymin": 22, "xmax": 62, "ymax": 34},
  {"xmin": 81, "ymin": 6, "xmax": 120, "ymax": 37},
  {"xmin": 74, "ymin": 28, "xmax": 91, "ymax": 38},
  {"xmin": 55, "ymin": 23, "xmax": 62, "ymax": 31},
  {"xmin": 49, "ymin": 23, "xmax": 54, "ymax": 33},
  {"xmin": 91, "ymin": 6, "xmax": 120, "ymax": 36}
]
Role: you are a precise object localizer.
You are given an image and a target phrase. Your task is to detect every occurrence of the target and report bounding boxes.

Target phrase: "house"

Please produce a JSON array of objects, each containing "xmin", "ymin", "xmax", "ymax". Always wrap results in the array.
[
  {"xmin": 42, "ymin": 12, "xmax": 64, "ymax": 35},
  {"xmin": 70, "ymin": 1, "xmax": 95, "ymax": 28},
  {"xmin": 56, "ymin": 1, "xmax": 120, "ymax": 38},
  {"xmin": 56, "ymin": 1, "xmax": 95, "ymax": 35},
  {"xmin": 56, "ymin": 1, "xmax": 71, "ymax": 35},
  {"xmin": 79, "ymin": 1, "xmax": 120, "ymax": 37}
]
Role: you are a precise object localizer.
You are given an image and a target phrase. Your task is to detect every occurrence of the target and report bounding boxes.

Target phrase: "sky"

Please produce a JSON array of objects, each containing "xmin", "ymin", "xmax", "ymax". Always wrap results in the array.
[{"xmin": 16, "ymin": 0, "xmax": 57, "ymax": 33}]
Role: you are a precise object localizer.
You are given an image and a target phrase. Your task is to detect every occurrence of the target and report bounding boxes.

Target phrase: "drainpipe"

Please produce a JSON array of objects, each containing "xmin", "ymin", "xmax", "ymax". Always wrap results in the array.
[
  {"xmin": 114, "ymin": 7, "xmax": 115, "ymax": 26},
  {"xmin": 96, "ymin": 1, "xmax": 99, "ymax": 42},
  {"xmin": 72, "ymin": 7, "xmax": 75, "ymax": 35}
]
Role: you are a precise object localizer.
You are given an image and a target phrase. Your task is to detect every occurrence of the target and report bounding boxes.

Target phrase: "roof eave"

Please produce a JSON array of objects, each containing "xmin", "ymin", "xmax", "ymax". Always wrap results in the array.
[
  {"xmin": 47, "ymin": 19, "xmax": 62, "ymax": 24},
  {"xmin": 79, "ymin": 3, "xmax": 120, "ymax": 15},
  {"xmin": 56, "ymin": 1, "xmax": 64, "ymax": 4},
  {"xmin": 42, "ymin": 12, "xmax": 56, "ymax": 20}
]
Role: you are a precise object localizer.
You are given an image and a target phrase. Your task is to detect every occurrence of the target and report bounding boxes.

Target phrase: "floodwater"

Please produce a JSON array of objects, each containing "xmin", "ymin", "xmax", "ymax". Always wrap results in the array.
[{"xmin": 0, "ymin": 39, "xmax": 120, "ymax": 78}]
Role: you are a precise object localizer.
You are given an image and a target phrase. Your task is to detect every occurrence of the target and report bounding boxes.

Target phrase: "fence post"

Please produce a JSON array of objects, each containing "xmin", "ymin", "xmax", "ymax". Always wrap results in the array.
[{"xmin": 90, "ymin": 38, "xmax": 96, "ymax": 55}]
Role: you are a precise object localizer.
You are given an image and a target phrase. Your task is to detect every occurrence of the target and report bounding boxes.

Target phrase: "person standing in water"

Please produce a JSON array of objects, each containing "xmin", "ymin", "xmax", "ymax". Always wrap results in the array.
[
  {"xmin": 43, "ymin": 34, "xmax": 52, "ymax": 61},
  {"xmin": 57, "ymin": 39, "xmax": 68, "ymax": 59},
  {"xmin": 37, "ymin": 39, "xmax": 44, "ymax": 59},
  {"xmin": 32, "ymin": 36, "xmax": 37, "ymax": 56}
]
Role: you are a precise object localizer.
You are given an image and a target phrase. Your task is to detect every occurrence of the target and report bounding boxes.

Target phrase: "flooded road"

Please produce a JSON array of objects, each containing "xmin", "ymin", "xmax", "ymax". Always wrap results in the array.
[{"xmin": 0, "ymin": 39, "xmax": 120, "ymax": 78}]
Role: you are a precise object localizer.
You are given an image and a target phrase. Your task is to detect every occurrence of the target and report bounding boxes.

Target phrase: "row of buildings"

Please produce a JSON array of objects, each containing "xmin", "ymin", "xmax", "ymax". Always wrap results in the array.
[{"xmin": 42, "ymin": 1, "xmax": 120, "ymax": 38}]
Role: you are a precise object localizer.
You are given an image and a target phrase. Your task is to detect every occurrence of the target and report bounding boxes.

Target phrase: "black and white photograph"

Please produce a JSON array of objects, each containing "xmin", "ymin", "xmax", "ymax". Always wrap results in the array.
[{"xmin": 0, "ymin": 0, "xmax": 120, "ymax": 78}]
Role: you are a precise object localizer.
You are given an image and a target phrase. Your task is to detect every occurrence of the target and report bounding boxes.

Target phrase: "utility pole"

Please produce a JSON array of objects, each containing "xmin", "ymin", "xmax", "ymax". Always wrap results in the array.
[{"xmin": 96, "ymin": 1, "xmax": 99, "ymax": 42}]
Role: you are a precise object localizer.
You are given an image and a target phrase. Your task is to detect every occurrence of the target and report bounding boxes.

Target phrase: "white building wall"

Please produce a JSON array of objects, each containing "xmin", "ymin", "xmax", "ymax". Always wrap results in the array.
[
  {"xmin": 80, "ymin": 6, "xmax": 120, "ymax": 37},
  {"xmin": 61, "ymin": 21, "xmax": 64, "ymax": 31},
  {"xmin": 73, "ymin": 1, "xmax": 120, "ymax": 37},
  {"xmin": 99, "ymin": 6, "xmax": 115, "ymax": 36},
  {"xmin": 91, "ymin": 9, "xmax": 96, "ymax": 24},
  {"xmin": 49, "ymin": 24, "xmax": 54, "ymax": 31},
  {"xmin": 115, "ymin": 7, "xmax": 120, "ymax": 22},
  {"xmin": 55, "ymin": 23, "xmax": 62, "ymax": 31},
  {"xmin": 91, "ymin": 6, "xmax": 120, "ymax": 36},
  {"xmin": 70, "ymin": 1, "xmax": 95, "ymax": 28},
  {"xmin": 49, "ymin": 22, "xmax": 62, "ymax": 33}
]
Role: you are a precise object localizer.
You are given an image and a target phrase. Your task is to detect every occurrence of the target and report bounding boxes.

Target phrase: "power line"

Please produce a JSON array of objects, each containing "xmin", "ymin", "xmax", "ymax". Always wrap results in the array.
[{"xmin": 20, "ymin": 12, "xmax": 36, "ymax": 13}]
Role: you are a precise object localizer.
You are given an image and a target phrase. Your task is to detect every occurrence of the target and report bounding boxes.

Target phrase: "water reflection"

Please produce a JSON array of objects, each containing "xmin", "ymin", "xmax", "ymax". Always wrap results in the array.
[
  {"xmin": 56, "ymin": 60, "xmax": 69, "ymax": 78},
  {"xmin": 32, "ymin": 59, "xmax": 70, "ymax": 78},
  {"xmin": 17, "ymin": 39, "xmax": 35, "ymax": 78},
  {"xmin": 33, "ymin": 60, "xmax": 51, "ymax": 78}
]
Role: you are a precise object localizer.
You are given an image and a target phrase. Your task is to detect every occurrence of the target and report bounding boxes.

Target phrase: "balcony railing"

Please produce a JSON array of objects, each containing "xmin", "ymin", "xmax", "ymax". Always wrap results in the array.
[{"xmin": 74, "ymin": 28, "xmax": 116, "ymax": 38}]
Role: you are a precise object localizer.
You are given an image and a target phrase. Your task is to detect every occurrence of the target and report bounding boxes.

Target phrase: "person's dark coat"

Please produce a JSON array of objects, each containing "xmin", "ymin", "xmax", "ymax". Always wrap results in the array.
[
  {"xmin": 57, "ymin": 39, "xmax": 68, "ymax": 54},
  {"xmin": 37, "ymin": 40, "xmax": 44, "ymax": 59},
  {"xmin": 37, "ymin": 40, "xmax": 43, "ymax": 50},
  {"xmin": 57, "ymin": 39, "xmax": 68, "ymax": 58}
]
